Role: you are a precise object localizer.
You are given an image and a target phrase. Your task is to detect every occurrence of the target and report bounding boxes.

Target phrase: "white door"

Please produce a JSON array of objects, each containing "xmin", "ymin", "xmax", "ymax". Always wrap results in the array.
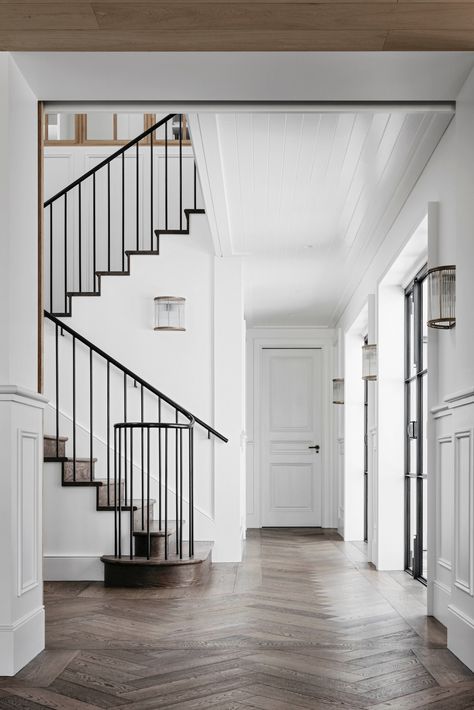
[{"xmin": 262, "ymin": 348, "xmax": 322, "ymax": 526}]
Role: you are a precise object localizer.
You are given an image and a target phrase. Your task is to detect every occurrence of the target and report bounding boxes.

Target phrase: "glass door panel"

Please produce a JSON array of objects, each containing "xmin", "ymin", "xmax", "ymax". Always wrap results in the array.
[{"xmin": 405, "ymin": 264, "xmax": 428, "ymax": 584}]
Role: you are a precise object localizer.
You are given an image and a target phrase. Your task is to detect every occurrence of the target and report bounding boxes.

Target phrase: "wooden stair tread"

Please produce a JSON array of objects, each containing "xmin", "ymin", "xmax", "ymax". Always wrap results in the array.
[
  {"xmin": 64, "ymin": 457, "xmax": 98, "ymax": 463},
  {"xmin": 44, "ymin": 434, "xmax": 68, "ymax": 441},
  {"xmin": 98, "ymin": 498, "xmax": 156, "ymax": 511}
]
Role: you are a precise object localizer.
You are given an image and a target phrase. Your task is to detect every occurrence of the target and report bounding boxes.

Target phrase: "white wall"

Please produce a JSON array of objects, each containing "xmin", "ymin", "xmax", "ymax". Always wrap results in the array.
[
  {"xmin": 246, "ymin": 327, "xmax": 336, "ymax": 530},
  {"xmin": 42, "ymin": 207, "xmax": 245, "ymax": 574},
  {"xmin": 335, "ymin": 66, "xmax": 474, "ymax": 670},
  {"xmin": 0, "ymin": 53, "xmax": 46, "ymax": 676}
]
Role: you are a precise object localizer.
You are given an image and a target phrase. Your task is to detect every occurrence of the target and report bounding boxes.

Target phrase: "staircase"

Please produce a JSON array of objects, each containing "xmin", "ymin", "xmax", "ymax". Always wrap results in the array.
[{"xmin": 43, "ymin": 113, "xmax": 227, "ymax": 587}]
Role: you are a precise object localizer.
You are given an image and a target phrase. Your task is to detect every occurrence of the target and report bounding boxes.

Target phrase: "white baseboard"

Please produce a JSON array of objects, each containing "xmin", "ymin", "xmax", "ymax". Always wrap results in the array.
[
  {"xmin": 433, "ymin": 580, "xmax": 451, "ymax": 627},
  {"xmin": 0, "ymin": 607, "xmax": 45, "ymax": 676},
  {"xmin": 448, "ymin": 604, "xmax": 474, "ymax": 671},
  {"xmin": 44, "ymin": 555, "xmax": 104, "ymax": 581}
]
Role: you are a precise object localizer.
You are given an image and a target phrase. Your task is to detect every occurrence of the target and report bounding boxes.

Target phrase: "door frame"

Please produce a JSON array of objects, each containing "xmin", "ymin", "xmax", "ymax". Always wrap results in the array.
[
  {"xmin": 261, "ymin": 347, "xmax": 323, "ymax": 527},
  {"xmin": 246, "ymin": 329, "xmax": 334, "ymax": 529}
]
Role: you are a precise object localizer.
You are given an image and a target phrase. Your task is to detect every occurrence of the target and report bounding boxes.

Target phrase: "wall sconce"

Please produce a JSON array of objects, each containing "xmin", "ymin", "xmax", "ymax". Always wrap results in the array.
[
  {"xmin": 154, "ymin": 296, "xmax": 185, "ymax": 331},
  {"xmin": 332, "ymin": 379, "xmax": 344, "ymax": 404},
  {"xmin": 362, "ymin": 344, "xmax": 377, "ymax": 381},
  {"xmin": 427, "ymin": 265, "xmax": 456, "ymax": 329}
]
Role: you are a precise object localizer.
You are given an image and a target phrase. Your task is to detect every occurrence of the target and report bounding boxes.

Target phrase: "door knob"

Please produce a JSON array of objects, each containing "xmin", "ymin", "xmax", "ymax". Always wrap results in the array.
[{"xmin": 308, "ymin": 445, "xmax": 320, "ymax": 452}]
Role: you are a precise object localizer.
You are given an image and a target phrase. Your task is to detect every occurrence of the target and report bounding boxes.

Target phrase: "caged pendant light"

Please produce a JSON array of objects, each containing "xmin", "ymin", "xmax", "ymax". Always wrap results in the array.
[
  {"xmin": 362, "ymin": 344, "xmax": 377, "ymax": 381},
  {"xmin": 427, "ymin": 265, "xmax": 456, "ymax": 329}
]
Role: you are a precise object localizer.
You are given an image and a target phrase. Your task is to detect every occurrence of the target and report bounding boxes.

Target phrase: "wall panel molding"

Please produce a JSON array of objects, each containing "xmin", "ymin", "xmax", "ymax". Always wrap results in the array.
[
  {"xmin": 16, "ymin": 430, "xmax": 40, "ymax": 597},
  {"xmin": 454, "ymin": 429, "xmax": 474, "ymax": 596}
]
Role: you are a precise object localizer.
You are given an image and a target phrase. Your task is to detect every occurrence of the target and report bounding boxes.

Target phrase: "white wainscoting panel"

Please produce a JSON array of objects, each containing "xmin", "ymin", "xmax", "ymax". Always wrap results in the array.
[
  {"xmin": 454, "ymin": 430, "xmax": 474, "ymax": 596},
  {"xmin": 437, "ymin": 436, "xmax": 454, "ymax": 572},
  {"xmin": 17, "ymin": 431, "xmax": 40, "ymax": 597}
]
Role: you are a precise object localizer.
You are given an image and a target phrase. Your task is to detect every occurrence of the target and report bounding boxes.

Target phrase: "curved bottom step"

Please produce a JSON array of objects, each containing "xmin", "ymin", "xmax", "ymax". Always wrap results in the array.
[{"xmin": 101, "ymin": 542, "xmax": 212, "ymax": 588}]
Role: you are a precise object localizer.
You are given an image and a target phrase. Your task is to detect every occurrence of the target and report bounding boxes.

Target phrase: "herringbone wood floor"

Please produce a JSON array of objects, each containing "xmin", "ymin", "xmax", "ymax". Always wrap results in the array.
[{"xmin": 2, "ymin": 529, "xmax": 474, "ymax": 709}]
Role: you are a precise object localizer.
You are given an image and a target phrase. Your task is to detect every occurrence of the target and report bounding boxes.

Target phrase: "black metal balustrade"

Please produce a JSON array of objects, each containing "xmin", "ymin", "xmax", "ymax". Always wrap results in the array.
[
  {"xmin": 44, "ymin": 113, "xmax": 202, "ymax": 316},
  {"xmin": 114, "ymin": 422, "xmax": 194, "ymax": 560},
  {"xmin": 44, "ymin": 312, "xmax": 227, "ymax": 558}
]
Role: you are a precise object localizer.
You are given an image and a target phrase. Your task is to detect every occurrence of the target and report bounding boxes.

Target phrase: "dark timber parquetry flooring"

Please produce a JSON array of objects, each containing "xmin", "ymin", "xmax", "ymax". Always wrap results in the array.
[{"xmin": 2, "ymin": 528, "xmax": 474, "ymax": 709}]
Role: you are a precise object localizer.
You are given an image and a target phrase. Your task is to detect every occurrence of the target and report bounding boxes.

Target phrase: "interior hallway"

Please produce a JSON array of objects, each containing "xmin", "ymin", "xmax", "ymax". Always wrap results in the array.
[{"xmin": 1, "ymin": 529, "xmax": 474, "ymax": 709}]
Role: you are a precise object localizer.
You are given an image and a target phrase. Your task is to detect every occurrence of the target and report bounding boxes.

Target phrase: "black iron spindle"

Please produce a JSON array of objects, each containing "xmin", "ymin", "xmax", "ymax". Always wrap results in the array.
[
  {"xmin": 175, "ymin": 412, "xmax": 179, "ymax": 554},
  {"xmin": 129, "ymin": 429, "xmax": 134, "ymax": 559},
  {"xmin": 165, "ymin": 121, "xmax": 168, "ymax": 230},
  {"xmin": 118, "ymin": 427, "xmax": 122, "ymax": 558},
  {"xmin": 136, "ymin": 142, "xmax": 139, "ymax": 251},
  {"xmin": 93, "ymin": 173, "xmax": 96, "ymax": 290},
  {"xmin": 49, "ymin": 203, "xmax": 53, "ymax": 311},
  {"xmin": 141, "ymin": 385, "xmax": 144, "ymax": 530},
  {"xmin": 78, "ymin": 183, "xmax": 82, "ymax": 293},
  {"xmin": 193, "ymin": 162, "xmax": 197, "ymax": 211},
  {"xmin": 64, "ymin": 194, "xmax": 68, "ymax": 313},
  {"xmin": 89, "ymin": 348, "xmax": 93, "ymax": 482},
  {"xmin": 158, "ymin": 398, "xmax": 162, "ymax": 529},
  {"xmin": 55, "ymin": 323, "xmax": 59, "ymax": 458},
  {"xmin": 124, "ymin": 374, "xmax": 128, "ymax": 504},
  {"xmin": 72, "ymin": 335, "xmax": 76, "ymax": 482},
  {"xmin": 114, "ymin": 426, "xmax": 118, "ymax": 556},
  {"xmin": 150, "ymin": 128, "xmax": 154, "ymax": 250},
  {"xmin": 179, "ymin": 114, "xmax": 183, "ymax": 230},
  {"xmin": 165, "ymin": 429, "xmax": 168, "ymax": 560},
  {"xmin": 179, "ymin": 429, "xmax": 183, "ymax": 559},
  {"xmin": 189, "ymin": 427, "xmax": 194, "ymax": 557},
  {"xmin": 121, "ymin": 152, "xmax": 125, "ymax": 272},
  {"xmin": 107, "ymin": 361, "xmax": 110, "ymax": 506},
  {"xmin": 107, "ymin": 163, "xmax": 111, "ymax": 271},
  {"xmin": 146, "ymin": 426, "xmax": 151, "ymax": 559}
]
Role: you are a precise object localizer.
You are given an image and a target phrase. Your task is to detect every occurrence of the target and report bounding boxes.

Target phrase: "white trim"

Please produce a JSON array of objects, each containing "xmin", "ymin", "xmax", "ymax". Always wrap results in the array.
[
  {"xmin": 447, "ymin": 604, "xmax": 474, "ymax": 672},
  {"xmin": 0, "ymin": 606, "xmax": 45, "ymax": 633},
  {"xmin": 0, "ymin": 386, "xmax": 48, "ymax": 407},
  {"xmin": 453, "ymin": 429, "xmax": 474, "ymax": 596},
  {"xmin": 43, "ymin": 555, "xmax": 103, "ymax": 582},
  {"xmin": 445, "ymin": 386, "xmax": 474, "ymax": 405},
  {"xmin": 247, "ymin": 329, "xmax": 335, "ymax": 529},
  {"xmin": 17, "ymin": 430, "xmax": 40, "ymax": 596},
  {"xmin": 0, "ymin": 607, "xmax": 45, "ymax": 677}
]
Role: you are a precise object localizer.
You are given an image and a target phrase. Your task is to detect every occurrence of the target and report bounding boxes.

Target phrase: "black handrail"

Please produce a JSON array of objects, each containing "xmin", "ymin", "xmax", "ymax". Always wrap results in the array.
[
  {"xmin": 44, "ymin": 113, "xmax": 175, "ymax": 207},
  {"xmin": 45, "ymin": 310, "xmax": 228, "ymax": 443}
]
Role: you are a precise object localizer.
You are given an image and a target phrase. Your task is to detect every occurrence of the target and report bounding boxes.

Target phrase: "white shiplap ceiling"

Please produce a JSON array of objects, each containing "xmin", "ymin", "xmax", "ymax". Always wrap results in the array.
[{"xmin": 190, "ymin": 108, "xmax": 453, "ymax": 326}]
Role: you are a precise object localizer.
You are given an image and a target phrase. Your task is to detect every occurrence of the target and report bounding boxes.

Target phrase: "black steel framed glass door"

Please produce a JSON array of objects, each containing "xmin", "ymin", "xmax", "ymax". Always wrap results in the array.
[
  {"xmin": 404, "ymin": 264, "xmax": 428, "ymax": 583},
  {"xmin": 363, "ymin": 335, "xmax": 369, "ymax": 543}
]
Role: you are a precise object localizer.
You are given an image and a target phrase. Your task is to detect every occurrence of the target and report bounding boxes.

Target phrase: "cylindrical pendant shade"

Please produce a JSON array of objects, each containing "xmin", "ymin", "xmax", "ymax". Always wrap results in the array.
[
  {"xmin": 362, "ymin": 344, "xmax": 377, "ymax": 381},
  {"xmin": 332, "ymin": 378, "xmax": 344, "ymax": 404},
  {"xmin": 427, "ymin": 265, "xmax": 456, "ymax": 329},
  {"xmin": 154, "ymin": 296, "xmax": 185, "ymax": 331}
]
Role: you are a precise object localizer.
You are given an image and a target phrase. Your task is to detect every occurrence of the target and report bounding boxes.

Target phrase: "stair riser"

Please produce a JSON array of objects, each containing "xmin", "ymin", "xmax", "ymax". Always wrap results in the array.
[
  {"xmin": 44, "ymin": 438, "xmax": 66, "ymax": 459},
  {"xmin": 134, "ymin": 535, "xmax": 170, "ymax": 558},
  {"xmin": 97, "ymin": 482, "xmax": 125, "ymax": 507},
  {"xmin": 133, "ymin": 504, "xmax": 154, "ymax": 530},
  {"xmin": 102, "ymin": 553, "xmax": 211, "ymax": 588},
  {"xmin": 63, "ymin": 460, "xmax": 95, "ymax": 482}
]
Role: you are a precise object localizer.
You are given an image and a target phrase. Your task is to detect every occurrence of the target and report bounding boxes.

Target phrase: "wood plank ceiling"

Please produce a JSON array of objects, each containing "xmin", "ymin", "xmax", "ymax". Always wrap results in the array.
[
  {"xmin": 204, "ymin": 109, "xmax": 452, "ymax": 325},
  {"xmin": 2, "ymin": 1, "xmax": 474, "ymax": 52}
]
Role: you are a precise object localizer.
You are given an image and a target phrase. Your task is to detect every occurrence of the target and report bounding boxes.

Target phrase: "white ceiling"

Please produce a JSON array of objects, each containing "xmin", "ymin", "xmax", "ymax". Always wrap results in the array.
[
  {"xmin": 190, "ymin": 108, "xmax": 453, "ymax": 327},
  {"xmin": 12, "ymin": 52, "xmax": 474, "ymax": 103}
]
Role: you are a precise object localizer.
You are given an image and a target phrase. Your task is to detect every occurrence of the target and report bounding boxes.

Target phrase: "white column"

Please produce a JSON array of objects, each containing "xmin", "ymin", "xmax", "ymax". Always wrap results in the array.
[
  {"xmin": 377, "ymin": 283, "xmax": 405, "ymax": 570},
  {"xmin": 0, "ymin": 388, "xmax": 47, "ymax": 675},
  {"xmin": 0, "ymin": 54, "xmax": 44, "ymax": 674},
  {"xmin": 443, "ymin": 66, "xmax": 474, "ymax": 671},
  {"xmin": 213, "ymin": 256, "xmax": 245, "ymax": 562}
]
